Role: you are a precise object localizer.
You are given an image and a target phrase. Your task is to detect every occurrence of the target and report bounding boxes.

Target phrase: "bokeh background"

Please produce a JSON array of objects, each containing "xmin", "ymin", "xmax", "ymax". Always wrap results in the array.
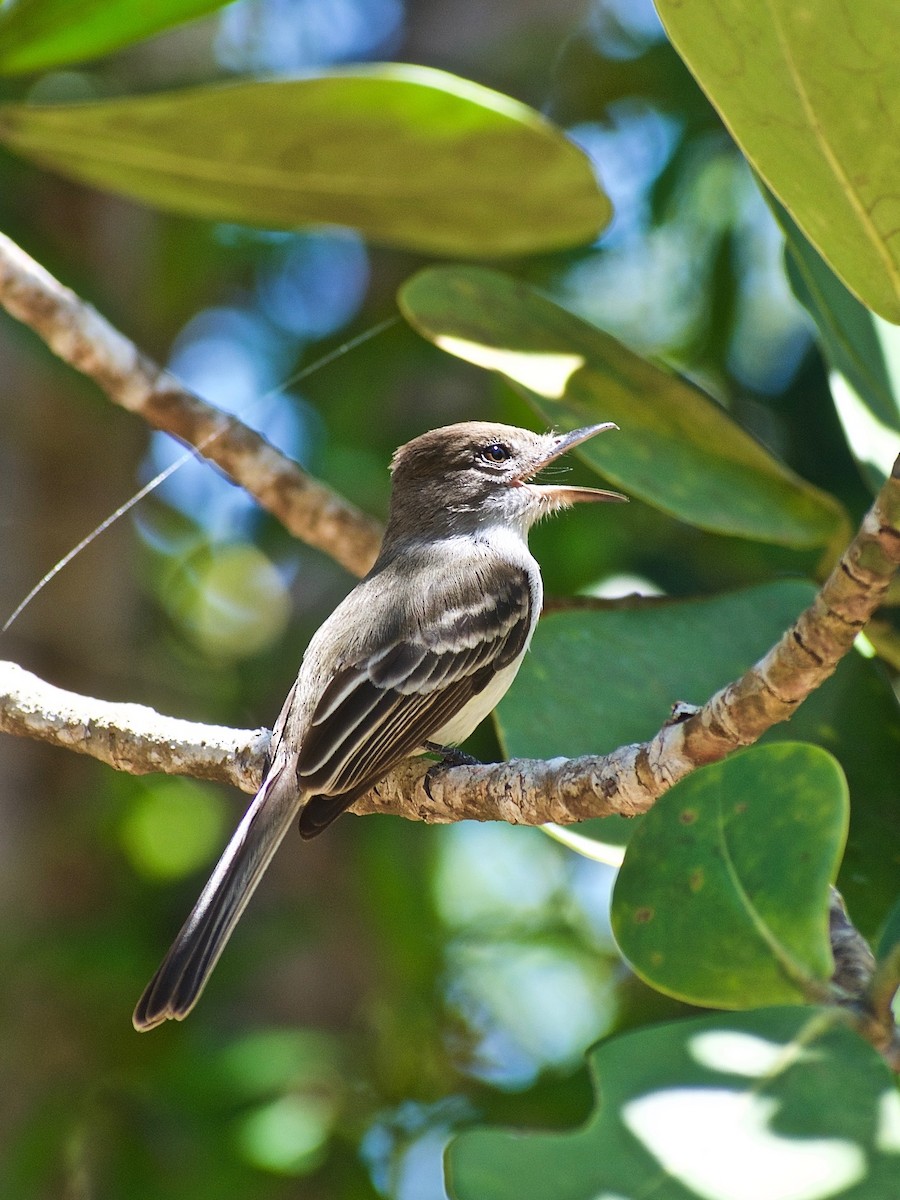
[{"xmin": 0, "ymin": 1, "xmax": 880, "ymax": 1196}]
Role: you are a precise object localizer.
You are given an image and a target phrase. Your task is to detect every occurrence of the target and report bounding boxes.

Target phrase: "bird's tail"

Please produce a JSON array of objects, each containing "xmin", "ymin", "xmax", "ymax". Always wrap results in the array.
[{"xmin": 133, "ymin": 765, "xmax": 299, "ymax": 1031}]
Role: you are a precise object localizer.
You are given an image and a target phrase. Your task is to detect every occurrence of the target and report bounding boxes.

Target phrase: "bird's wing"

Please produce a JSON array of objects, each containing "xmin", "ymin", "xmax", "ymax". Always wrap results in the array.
[
  {"xmin": 296, "ymin": 565, "xmax": 533, "ymax": 837},
  {"xmin": 133, "ymin": 564, "xmax": 534, "ymax": 1027}
]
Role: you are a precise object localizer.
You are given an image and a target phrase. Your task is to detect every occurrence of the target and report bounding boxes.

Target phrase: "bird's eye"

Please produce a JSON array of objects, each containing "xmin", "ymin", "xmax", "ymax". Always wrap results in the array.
[{"xmin": 481, "ymin": 443, "xmax": 511, "ymax": 464}]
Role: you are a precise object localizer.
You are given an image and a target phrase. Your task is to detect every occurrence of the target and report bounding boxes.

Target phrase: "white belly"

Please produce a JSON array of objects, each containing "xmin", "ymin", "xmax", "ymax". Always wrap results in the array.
[{"xmin": 429, "ymin": 651, "xmax": 528, "ymax": 746}]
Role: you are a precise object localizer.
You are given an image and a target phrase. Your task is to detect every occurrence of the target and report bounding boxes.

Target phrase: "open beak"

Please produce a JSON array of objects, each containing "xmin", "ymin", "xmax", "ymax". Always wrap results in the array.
[{"xmin": 521, "ymin": 422, "xmax": 628, "ymax": 505}]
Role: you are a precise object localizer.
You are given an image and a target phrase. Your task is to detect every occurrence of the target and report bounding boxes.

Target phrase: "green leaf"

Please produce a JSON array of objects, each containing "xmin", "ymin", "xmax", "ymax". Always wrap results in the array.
[
  {"xmin": 612, "ymin": 744, "xmax": 847, "ymax": 1007},
  {"xmin": 498, "ymin": 583, "xmax": 816, "ymax": 762},
  {"xmin": 774, "ymin": 199, "xmax": 900, "ymax": 491},
  {"xmin": 496, "ymin": 582, "xmax": 900, "ymax": 936},
  {"xmin": 399, "ymin": 266, "xmax": 846, "ymax": 547},
  {"xmin": 654, "ymin": 0, "xmax": 900, "ymax": 322},
  {"xmin": 877, "ymin": 896, "xmax": 900, "ymax": 961},
  {"xmin": 0, "ymin": 0, "xmax": 230, "ymax": 75},
  {"xmin": 0, "ymin": 68, "xmax": 610, "ymax": 256},
  {"xmin": 448, "ymin": 1007, "xmax": 900, "ymax": 1200}
]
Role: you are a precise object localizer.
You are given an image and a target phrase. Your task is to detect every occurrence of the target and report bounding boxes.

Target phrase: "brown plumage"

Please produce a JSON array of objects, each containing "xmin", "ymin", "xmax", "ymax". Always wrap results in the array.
[{"xmin": 133, "ymin": 421, "xmax": 625, "ymax": 1030}]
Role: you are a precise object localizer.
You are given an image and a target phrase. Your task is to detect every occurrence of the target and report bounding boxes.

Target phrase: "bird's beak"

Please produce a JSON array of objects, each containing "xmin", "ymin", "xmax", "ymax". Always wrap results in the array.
[{"xmin": 519, "ymin": 422, "xmax": 628, "ymax": 505}]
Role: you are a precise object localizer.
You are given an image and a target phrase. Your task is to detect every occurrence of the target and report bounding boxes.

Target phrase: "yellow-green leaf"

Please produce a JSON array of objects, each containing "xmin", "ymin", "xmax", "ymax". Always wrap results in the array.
[
  {"xmin": 655, "ymin": 0, "xmax": 900, "ymax": 321},
  {"xmin": 0, "ymin": 67, "xmax": 611, "ymax": 256},
  {"xmin": 400, "ymin": 266, "xmax": 847, "ymax": 546},
  {"xmin": 0, "ymin": 0, "xmax": 230, "ymax": 75}
]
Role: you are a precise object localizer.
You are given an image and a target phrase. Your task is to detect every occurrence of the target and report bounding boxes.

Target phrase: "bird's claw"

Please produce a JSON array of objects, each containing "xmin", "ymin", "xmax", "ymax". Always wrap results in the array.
[{"xmin": 423, "ymin": 742, "xmax": 480, "ymax": 801}]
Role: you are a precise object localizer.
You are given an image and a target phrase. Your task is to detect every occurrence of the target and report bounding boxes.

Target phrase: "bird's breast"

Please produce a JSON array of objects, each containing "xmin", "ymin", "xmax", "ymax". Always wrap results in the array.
[{"xmin": 429, "ymin": 648, "xmax": 530, "ymax": 746}]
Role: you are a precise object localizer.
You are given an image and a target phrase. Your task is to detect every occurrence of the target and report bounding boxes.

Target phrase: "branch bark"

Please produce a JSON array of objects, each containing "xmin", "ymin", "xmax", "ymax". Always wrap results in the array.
[
  {"xmin": 0, "ymin": 661, "xmax": 269, "ymax": 792},
  {"xmin": 0, "ymin": 230, "xmax": 383, "ymax": 577},
  {"xmin": 2, "ymin": 452, "xmax": 898, "ymax": 824}
]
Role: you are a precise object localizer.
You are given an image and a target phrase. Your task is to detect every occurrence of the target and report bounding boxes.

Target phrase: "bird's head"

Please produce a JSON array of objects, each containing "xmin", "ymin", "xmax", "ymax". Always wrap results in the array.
[{"xmin": 386, "ymin": 421, "xmax": 626, "ymax": 542}]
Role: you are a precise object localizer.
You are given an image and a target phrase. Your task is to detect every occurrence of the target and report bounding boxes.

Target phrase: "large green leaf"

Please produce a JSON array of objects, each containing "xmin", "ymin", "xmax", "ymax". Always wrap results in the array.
[
  {"xmin": 612, "ymin": 744, "xmax": 847, "ymax": 1007},
  {"xmin": 775, "ymin": 200, "xmax": 900, "ymax": 492},
  {"xmin": 0, "ymin": 0, "xmax": 231, "ymax": 75},
  {"xmin": 448, "ymin": 1008, "xmax": 900, "ymax": 1200},
  {"xmin": 496, "ymin": 582, "xmax": 900, "ymax": 936},
  {"xmin": 498, "ymin": 584, "xmax": 816, "ymax": 762},
  {"xmin": 399, "ymin": 266, "xmax": 846, "ymax": 547},
  {"xmin": 0, "ymin": 68, "xmax": 610, "ymax": 257},
  {"xmin": 654, "ymin": 0, "xmax": 900, "ymax": 322}
]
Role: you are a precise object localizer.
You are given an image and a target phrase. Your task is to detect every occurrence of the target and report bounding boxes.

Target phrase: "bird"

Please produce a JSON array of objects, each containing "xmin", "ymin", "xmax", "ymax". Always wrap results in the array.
[{"xmin": 133, "ymin": 420, "xmax": 626, "ymax": 1030}]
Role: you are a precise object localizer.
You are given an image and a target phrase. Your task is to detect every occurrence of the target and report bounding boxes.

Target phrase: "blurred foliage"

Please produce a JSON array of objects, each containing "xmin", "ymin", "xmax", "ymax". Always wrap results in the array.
[
  {"xmin": 0, "ymin": 2, "xmax": 897, "ymax": 1199},
  {"xmin": 0, "ymin": 0, "xmax": 233, "ymax": 74},
  {"xmin": 449, "ymin": 1007, "xmax": 900, "ymax": 1200},
  {"xmin": 655, "ymin": 0, "xmax": 900, "ymax": 323},
  {"xmin": 0, "ymin": 68, "xmax": 610, "ymax": 256},
  {"xmin": 775, "ymin": 198, "xmax": 900, "ymax": 494}
]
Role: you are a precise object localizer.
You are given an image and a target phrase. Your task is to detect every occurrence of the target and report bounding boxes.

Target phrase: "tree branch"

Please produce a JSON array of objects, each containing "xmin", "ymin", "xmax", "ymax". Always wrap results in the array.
[
  {"xmin": 0, "ymin": 230, "xmax": 383, "ymax": 577},
  {"xmin": 0, "ymin": 661, "xmax": 269, "ymax": 792},
  {"xmin": 2, "ymin": 453, "xmax": 898, "ymax": 825},
  {"xmin": 2, "ymin": 222, "xmax": 897, "ymax": 819},
  {"xmin": 829, "ymin": 887, "xmax": 900, "ymax": 1071}
]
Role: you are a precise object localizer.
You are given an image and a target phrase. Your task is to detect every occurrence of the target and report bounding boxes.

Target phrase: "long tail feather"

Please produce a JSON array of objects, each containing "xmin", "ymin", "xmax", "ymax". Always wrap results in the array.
[{"xmin": 133, "ymin": 766, "xmax": 300, "ymax": 1030}]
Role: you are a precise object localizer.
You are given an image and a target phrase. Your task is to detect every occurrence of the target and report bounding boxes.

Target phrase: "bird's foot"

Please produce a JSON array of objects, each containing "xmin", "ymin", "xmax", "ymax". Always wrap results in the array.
[{"xmin": 423, "ymin": 742, "xmax": 480, "ymax": 801}]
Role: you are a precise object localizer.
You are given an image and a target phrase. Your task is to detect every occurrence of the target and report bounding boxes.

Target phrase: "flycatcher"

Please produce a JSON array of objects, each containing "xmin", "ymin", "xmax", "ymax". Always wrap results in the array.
[{"xmin": 134, "ymin": 420, "xmax": 625, "ymax": 1030}]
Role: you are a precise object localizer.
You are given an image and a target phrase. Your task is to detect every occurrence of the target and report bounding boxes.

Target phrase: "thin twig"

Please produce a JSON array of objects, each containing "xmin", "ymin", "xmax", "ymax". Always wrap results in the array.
[
  {"xmin": 828, "ymin": 888, "xmax": 900, "ymax": 1069},
  {"xmin": 0, "ymin": 230, "xmax": 383, "ymax": 576}
]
